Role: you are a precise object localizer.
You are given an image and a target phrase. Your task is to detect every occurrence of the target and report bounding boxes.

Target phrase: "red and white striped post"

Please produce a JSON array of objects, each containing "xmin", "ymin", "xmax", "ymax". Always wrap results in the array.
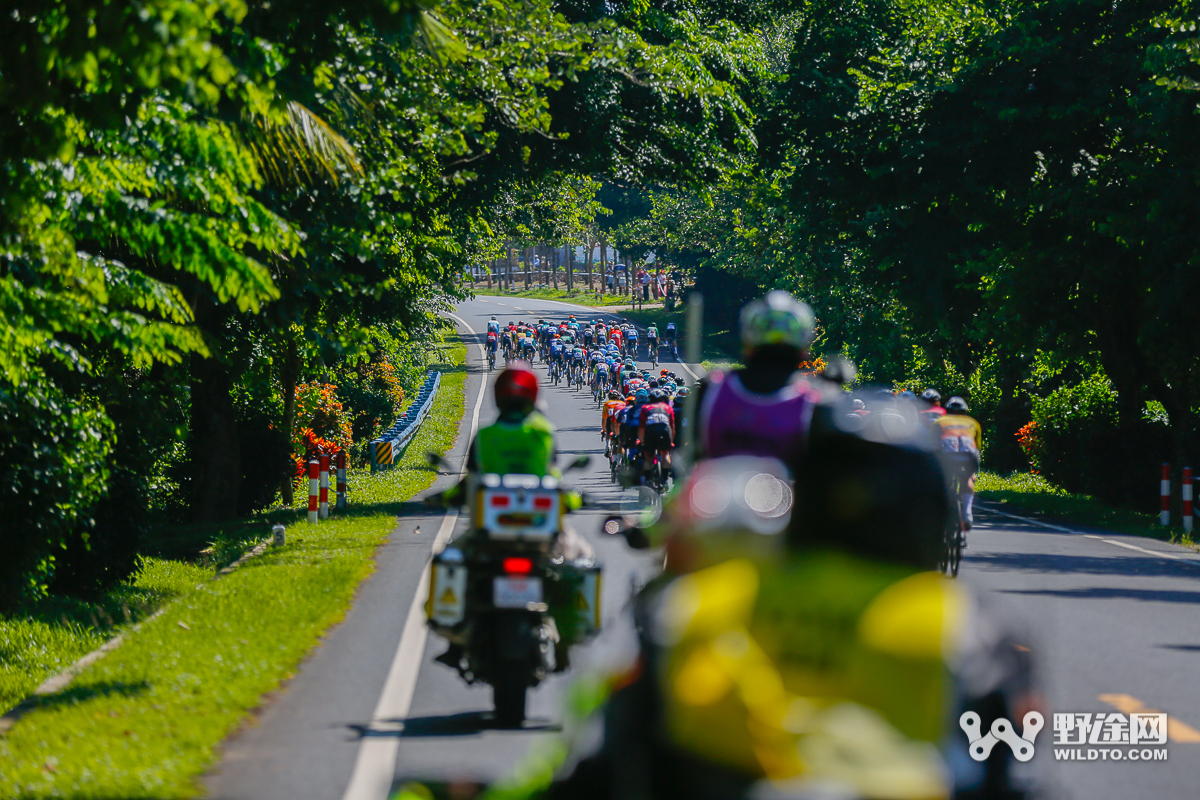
[
  {"xmin": 1184, "ymin": 466, "xmax": 1194, "ymax": 535},
  {"xmin": 1160, "ymin": 463, "xmax": 1171, "ymax": 526},
  {"xmin": 336, "ymin": 450, "xmax": 347, "ymax": 510},
  {"xmin": 318, "ymin": 453, "xmax": 330, "ymax": 520},
  {"xmin": 307, "ymin": 459, "xmax": 319, "ymax": 523}
]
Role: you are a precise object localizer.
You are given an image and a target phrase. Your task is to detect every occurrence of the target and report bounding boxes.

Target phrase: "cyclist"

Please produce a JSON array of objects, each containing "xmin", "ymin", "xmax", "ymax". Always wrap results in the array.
[
  {"xmin": 664, "ymin": 321, "xmax": 677, "ymax": 357},
  {"xmin": 920, "ymin": 388, "xmax": 946, "ymax": 426},
  {"xmin": 485, "ymin": 330, "xmax": 499, "ymax": 366},
  {"xmin": 570, "ymin": 344, "xmax": 586, "ymax": 383},
  {"xmin": 520, "ymin": 330, "xmax": 537, "ymax": 362},
  {"xmin": 601, "ymin": 389, "xmax": 625, "ymax": 446},
  {"xmin": 690, "ymin": 291, "xmax": 830, "ymax": 464},
  {"xmin": 486, "ymin": 315, "xmax": 500, "ymax": 335},
  {"xmin": 609, "ymin": 325, "xmax": 623, "ymax": 355},
  {"xmin": 638, "ymin": 387, "xmax": 675, "ymax": 483},
  {"xmin": 646, "ymin": 323, "xmax": 659, "ymax": 360},
  {"xmin": 933, "ymin": 396, "xmax": 982, "ymax": 529},
  {"xmin": 672, "ymin": 385, "xmax": 690, "ymax": 433},
  {"xmin": 625, "ymin": 325, "xmax": 638, "ymax": 358},
  {"xmin": 592, "ymin": 354, "xmax": 610, "ymax": 398},
  {"xmin": 548, "ymin": 335, "xmax": 566, "ymax": 380}
]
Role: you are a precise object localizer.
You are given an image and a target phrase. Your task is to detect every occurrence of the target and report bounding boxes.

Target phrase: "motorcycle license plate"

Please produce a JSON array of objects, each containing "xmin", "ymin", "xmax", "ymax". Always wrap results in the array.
[{"xmin": 493, "ymin": 576, "xmax": 543, "ymax": 608}]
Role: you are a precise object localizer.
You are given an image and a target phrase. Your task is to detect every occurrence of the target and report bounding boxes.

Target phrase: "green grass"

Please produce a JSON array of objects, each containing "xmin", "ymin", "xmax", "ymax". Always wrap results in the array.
[
  {"xmin": 472, "ymin": 286, "xmax": 654, "ymax": 308},
  {"xmin": 977, "ymin": 470, "xmax": 1192, "ymax": 544},
  {"xmin": 0, "ymin": 333, "xmax": 469, "ymax": 799}
]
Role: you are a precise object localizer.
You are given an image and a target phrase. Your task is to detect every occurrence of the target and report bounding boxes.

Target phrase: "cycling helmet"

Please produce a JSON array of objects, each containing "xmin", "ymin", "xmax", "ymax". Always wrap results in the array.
[
  {"xmin": 494, "ymin": 366, "xmax": 538, "ymax": 411},
  {"xmin": 921, "ymin": 389, "xmax": 942, "ymax": 406},
  {"xmin": 635, "ymin": 389, "xmax": 650, "ymax": 401},
  {"xmin": 627, "ymin": 395, "xmax": 636, "ymax": 404},
  {"xmin": 660, "ymin": 369, "xmax": 669, "ymax": 377},
  {"xmin": 677, "ymin": 386, "xmax": 691, "ymax": 397},
  {"xmin": 945, "ymin": 396, "xmax": 969, "ymax": 414},
  {"xmin": 899, "ymin": 390, "xmax": 917, "ymax": 400},
  {"xmin": 490, "ymin": 315, "xmax": 497, "ymax": 321},
  {"xmin": 508, "ymin": 321, "xmax": 514, "ymax": 326},
  {"xmin": 608, "ymin": 389, "xmax": 621, "ymax": 400},
  {"xmin": 648, "ymin": 378, "xmax": 659, "ymax": 388},
  {"xmin": 739, "ymin": 290, "xmax": 816, "ymax": 352},
  {"xmin": 650, "ymin": 388, "xmax": 668, "ymax": 401}
]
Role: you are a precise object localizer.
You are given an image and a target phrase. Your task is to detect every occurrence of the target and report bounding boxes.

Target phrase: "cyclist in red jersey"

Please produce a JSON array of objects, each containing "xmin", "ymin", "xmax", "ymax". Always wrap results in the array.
[{"xmin": 638, "ymin": 388, "xmax": 676, "ymax": 479}]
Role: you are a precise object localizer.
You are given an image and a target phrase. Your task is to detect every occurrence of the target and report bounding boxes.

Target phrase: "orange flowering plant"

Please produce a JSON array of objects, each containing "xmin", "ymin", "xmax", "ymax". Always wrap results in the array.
[
  {"xmin": 292, "ymin": 382, "xmax": 354, "ymax": 477},
  {"xmin": 1015, "ymin": 420, "xmax": 1044, "ymax": 473}
]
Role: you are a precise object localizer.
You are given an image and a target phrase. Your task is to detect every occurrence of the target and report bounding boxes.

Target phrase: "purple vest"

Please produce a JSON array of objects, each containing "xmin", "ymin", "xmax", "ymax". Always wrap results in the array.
[{"xmin": 699, "ymin": 371, "xmax": 818, "ymax": 462}]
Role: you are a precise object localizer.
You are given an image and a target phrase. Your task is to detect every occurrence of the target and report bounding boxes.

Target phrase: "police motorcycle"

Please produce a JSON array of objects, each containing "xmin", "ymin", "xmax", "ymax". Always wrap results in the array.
[{"xmin": 425, "ymin": 454, "xmax": 601, "ymax": 727}]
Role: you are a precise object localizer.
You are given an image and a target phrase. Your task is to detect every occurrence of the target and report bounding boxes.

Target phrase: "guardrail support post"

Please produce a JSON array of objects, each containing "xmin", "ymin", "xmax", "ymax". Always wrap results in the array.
[
  {"xmin": 318, "ymin": 453, "xmax": 331, "ymax": 519},
  {"xmin": 1160, "ymin": 463, "xmax": 1171, "ymax": 526},
  {"xmin": 337, "ymin": 450, "xmax": 347, "ymax": 510},
  {"xmin": 1184, "ymin": 466, "xmax": 1193, "ymax": 534},
  {"xmin": 308, "ymin": 459, "xmax": 319, "ymax": 523}
]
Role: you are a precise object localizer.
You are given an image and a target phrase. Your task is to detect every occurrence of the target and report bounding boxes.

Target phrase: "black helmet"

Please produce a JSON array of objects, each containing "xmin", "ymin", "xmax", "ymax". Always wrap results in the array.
[
  {"xmin": 648, "ymin": 378, "xmax": 659, "ymax": 388},
  {"xmin": 650, "ymin": 388, "xmax": 668, "ymax": 401},
  {"xmin": 921, "ymin": 389, "xmax": 941, "ymax": 406},
  {"xmin": 788, "ymin": 416, "xmax": 949, "ymax": 570},
  {"xmin": 608, "ymin": 389, "xmax": 621, "ymax": 400},
  {"xmin": 945, "ymin": 396, "xmax": 969, "ymax": 414}
]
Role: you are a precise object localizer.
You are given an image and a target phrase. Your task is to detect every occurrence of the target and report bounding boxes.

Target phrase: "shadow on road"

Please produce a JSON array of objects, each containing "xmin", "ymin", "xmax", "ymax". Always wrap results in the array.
[
  {"xmin": 964, "ymin": 550, "xmax": 1200, "ymax": 580},
  {"xmin": 346, "ymin": 712, "xmax": 560, "ymax": 740},
  {"xmin": 1001, "ymin": 586, "xmax": 1200, "ymax": 604}
]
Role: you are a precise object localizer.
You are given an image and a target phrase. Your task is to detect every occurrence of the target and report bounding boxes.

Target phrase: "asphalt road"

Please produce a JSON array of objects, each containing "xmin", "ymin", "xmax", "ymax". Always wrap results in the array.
[{"xmin": 206, "ymin": 294, "xmax": 1200, "ymax": 800}]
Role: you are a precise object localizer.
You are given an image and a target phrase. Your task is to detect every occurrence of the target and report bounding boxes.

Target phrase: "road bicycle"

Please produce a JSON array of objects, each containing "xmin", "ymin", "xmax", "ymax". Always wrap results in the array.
[
  {"xmin": 486, "ymin": 346, "xmax": 496, "ymax": 371},
  {"xmin": 939, "ymin": 467, "xmax": 968, "ymax": 577},
  {"xmin": 549, "ymin": 358, "xmax": 561, "ymax": 385},
  {"xmin": 648, "ymin": 342, "xmax": 658, "ymax": 369}
]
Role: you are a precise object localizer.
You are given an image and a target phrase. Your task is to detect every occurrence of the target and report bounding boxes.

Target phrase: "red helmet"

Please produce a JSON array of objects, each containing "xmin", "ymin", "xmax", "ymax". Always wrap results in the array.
[{"xmin": 494, "ymin": 365, "xmax": 538, "ymax": 409}]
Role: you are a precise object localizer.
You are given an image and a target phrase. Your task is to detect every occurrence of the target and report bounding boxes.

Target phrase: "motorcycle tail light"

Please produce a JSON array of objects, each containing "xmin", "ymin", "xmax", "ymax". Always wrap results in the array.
[
  {"xmin": 490, "ymin": 494, "xmax": 511, "ymax": 507},
  {"xmin": 533, "ymin": 496, "xmax": 553, "ymax": 510},
  {"xmin": 503, "ymin": 557, "xmax": 534, "ymax": 575}
]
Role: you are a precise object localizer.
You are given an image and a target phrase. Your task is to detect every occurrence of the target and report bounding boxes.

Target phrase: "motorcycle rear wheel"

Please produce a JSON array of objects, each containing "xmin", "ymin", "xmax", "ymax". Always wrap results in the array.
[{"xmin": 492, "ymin": 659, "xmax": 528, "ymax": 727}]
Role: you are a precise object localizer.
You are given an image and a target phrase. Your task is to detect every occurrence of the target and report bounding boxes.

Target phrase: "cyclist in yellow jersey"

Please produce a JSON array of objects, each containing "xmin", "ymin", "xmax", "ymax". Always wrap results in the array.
[{"xmin": 933, "ymin": 396, "xmax": 982, "ymax": 529}]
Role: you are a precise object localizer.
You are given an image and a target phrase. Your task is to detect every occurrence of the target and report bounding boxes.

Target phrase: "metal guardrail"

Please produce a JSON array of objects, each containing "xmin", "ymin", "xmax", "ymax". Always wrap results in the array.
[{"xmin": 369, "ymin": 371, "xmax": 442, "ymax": 472}]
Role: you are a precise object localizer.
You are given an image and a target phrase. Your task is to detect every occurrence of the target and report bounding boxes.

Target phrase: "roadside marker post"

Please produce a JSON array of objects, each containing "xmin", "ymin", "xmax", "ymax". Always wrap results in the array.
[
  {"xmin": 1160, "ymin": 463, "xmax": 1171, "ymax": 527},
  {"xmin": 336, "ymin": 450, "xmax": 347, "ymax": 510},
  {"xmin": 319, "ymin": 453, "xmax": 331, "ymax": 520},
  {"xmin": 307, "ymin": 459, "xmax": 320, "ymax": 523},
  {"xmin": 1184, "ymin": 467, "xmax": 1194, "ymax": 534}
]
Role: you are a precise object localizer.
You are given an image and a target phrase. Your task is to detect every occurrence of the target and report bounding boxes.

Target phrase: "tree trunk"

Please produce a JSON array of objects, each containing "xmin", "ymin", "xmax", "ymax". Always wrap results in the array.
[
  {"xmin": 279, "ymin": 336, "xmax": 300, "ymax": 505},
  {"xmin": 584, "ymin": 239, "xmax": 593, "ymax": 289},
  {"xmin": 522, "ymin": 247, "xmax": 531, "ymax": 290},
  {"xmin": 566, "ymin": 246, "xmax": 574, "ymax": 291},
  {"xmin": 599, "ymin": 239, "xmax": 608, "ymax": 295},
  {"xmin": 550, "ymin": 246, "xmax": 558, "ymax": 289},
  {"xmin": 190, "ymin": 352, "xmax": 241, "ymax": 521}
]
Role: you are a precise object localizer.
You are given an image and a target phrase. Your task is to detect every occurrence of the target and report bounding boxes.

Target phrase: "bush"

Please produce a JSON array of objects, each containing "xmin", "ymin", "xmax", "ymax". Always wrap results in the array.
[{"xmin": 0, "ymin": 377, "xmax": 112, "ymax": 611}]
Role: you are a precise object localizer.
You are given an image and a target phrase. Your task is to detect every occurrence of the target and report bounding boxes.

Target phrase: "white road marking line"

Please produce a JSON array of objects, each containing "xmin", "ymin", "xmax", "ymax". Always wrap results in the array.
[
  {"xmin": 980, "ymin": 503, "xmax": 1200, "ymax": 567},
  {"xmin": 1100, "ymin": 538, "xmax": 1183, "ymax": 560},
  {"xmin": 340, "ymin": 313, "xmax": 487, "ymax": 800},
  {"xmin": 339, "ymin": 514, "xmax": 456, "ymax": 800}
]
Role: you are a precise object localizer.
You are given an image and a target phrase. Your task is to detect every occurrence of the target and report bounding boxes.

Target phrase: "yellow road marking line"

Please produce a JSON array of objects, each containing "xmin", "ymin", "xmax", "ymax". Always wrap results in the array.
[{"xmin": 1098, "ymin": 693, "xmax": 1200, "ymax": 742}]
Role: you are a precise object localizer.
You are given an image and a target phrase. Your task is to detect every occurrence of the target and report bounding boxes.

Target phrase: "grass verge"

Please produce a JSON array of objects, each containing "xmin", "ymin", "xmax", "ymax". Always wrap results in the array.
[
  {"xmin": 472, "ymin": 287, "xmax": 654, "ymax": 308},
  {"xmin": 0, "ymin": 333, "xmax": 468, "ymax": 799},
  {"xmin": 977, "ymin": 471, "xmax": 1192, "ymax": 544}
]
